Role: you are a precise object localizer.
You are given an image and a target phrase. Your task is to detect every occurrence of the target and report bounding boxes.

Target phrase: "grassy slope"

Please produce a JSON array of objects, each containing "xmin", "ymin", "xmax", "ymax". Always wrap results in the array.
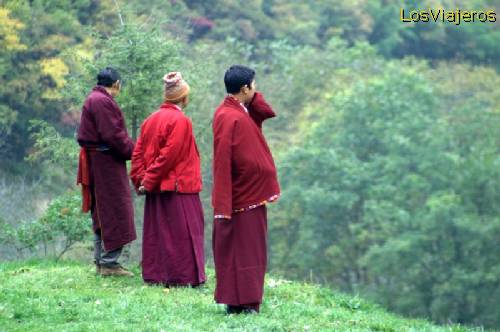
[{"xmin": 0, "ymin": 260, "xmax": 481, "ymax": 332}]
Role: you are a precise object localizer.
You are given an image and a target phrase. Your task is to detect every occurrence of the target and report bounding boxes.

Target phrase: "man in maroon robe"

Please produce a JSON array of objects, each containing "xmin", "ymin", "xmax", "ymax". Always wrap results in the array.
[
  {"xmin": 130, "ymin": 72, "xmax": 205, "ymax": 287},
  {"xmin": 212, "ymin": 65, "xmax": 280, "ymax": 314},
  {"xmin": 77, "ymin": 67, "xmax": 136, "ymax": 277}
]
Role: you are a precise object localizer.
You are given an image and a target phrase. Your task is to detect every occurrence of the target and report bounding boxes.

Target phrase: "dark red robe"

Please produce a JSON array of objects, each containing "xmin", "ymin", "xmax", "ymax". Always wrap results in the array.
[
  {"xmin": 213, "ymin": 205, "xmax": 268, "ymax": 308},
  {"xmin": 142, "ymin": 192, "xmax": 205, "ymax": 286},
  {"xmin": 212, "ymin": 93, "xmax": 280, "ymax": 218},
  {"xmin": 212, "ymin": 92, "xmax": 280, "ymax": 309},
  {"xmin": 77, "ymin": 86, "xmax": 136, "ymax": 252}
]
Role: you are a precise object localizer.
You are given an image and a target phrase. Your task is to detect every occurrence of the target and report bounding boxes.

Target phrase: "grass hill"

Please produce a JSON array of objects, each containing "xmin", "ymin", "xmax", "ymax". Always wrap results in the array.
[{"xmin": 0, "ymin": 260, "xmax": 482, "ymax": 332}]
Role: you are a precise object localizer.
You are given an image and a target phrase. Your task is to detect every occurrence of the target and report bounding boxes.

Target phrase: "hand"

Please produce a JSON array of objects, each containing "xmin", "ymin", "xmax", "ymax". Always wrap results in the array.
[{"xmin": 138, "ymin": 185, "xmax": 146, "ymax": 195}]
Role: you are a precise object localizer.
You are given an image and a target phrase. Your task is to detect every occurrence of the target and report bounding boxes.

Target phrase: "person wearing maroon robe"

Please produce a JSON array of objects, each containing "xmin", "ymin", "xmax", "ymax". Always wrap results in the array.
[
  {"xmin": 77, "ymin": 67, "xmax": 136, "ymax": 277},
  {"xmin": 130, "ymin": 72, "xmax": 206, "ymax": 287},
  {"xmin": 212, "ymin": 65, "xmax": 280, "ymax": 314}
]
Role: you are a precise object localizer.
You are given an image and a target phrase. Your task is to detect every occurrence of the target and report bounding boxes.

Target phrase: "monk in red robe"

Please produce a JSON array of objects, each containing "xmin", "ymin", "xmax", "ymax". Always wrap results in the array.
[
  {"xmin": 212, "ymin": 65, "xmax": 280, "ymax": 314},
  {"xmin": 77, "ymin": 67, "xmax": 136, "ymax": 277},
  {"xmin": 130, "ymin": 72, "xmax": 205, "ymax": 287}
]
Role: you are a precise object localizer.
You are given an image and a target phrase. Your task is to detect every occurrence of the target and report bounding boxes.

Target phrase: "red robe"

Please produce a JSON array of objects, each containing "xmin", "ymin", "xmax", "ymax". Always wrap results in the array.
[
  {"xmin": 77, "ymin": 86, "xmax": 136, "ymax": 252},
  {"xmin": 212, "ymin": 93, "xmax": 280, "ymax": 218},
  {"xmin": 130, "ymin": 102, "xmax": 202, "ymax": 194},
  {"xmin": 130, "ymin": 102, "xmax": 205, "ymax": 285},
  {"xmin": 212, "ymin": 92, "xmax": 280, "ymax": 309}
]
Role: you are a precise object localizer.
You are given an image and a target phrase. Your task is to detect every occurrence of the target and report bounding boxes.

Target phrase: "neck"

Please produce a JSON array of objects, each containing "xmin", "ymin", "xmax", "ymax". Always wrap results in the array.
[
  {"xmin": 104, "ymin": 87, "xmax": 114, "ymax": 97},
  {"xmin": 229, "ymin": 94, "xmax": 246, "ymax": 105},
  {"xmin": 165, "ymin": 101, "xmax": 183, "ymax": 109}
]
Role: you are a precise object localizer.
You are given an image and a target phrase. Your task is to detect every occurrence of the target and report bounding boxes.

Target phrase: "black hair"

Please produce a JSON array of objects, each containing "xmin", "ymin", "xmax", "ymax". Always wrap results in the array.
[
  {"xmin": 224, "ymin": 65, "xmax": 255, "ymax": 94},
  {"xmin": 97, "ymin": 67, "xmax": 121, "ymax": 87}
]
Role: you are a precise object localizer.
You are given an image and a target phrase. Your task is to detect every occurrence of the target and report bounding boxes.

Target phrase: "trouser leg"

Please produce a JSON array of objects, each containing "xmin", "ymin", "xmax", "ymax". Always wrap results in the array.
[
  {"xmin": 94, "ymin": 230, "xmax": 102, "ymax": 266},
  {"xmin": 100, "ymin": 247, "xmax": 122, "ymax": 267},
  {"xmin": 94, "ymin": 229, "xmax": 122, "ymax": 267}
]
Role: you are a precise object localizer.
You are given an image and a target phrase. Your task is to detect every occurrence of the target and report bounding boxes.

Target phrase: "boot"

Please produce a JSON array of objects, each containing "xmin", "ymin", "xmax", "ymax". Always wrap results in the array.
[
  {"xmin": 242, "ymin": 308, "xmax": 258, "ymax": 314},
  {"xmin": 226, "ymin": 305, "xmax": 243, "ymax": 314},
  {"xmin": 100, "ymin": 265, "xmax": 134, "ymax": 277}
]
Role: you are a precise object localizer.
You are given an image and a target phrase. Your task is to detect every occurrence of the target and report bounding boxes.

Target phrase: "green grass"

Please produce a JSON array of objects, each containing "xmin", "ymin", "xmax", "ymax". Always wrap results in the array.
[{"xmin": 0, "ymin": 260, "xmax": 483, "ymax": 332}]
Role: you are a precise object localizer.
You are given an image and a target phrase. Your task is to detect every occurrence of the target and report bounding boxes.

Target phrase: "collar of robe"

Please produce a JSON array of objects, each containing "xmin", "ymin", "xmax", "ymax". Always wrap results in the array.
[
  {"xmin": 93, "ymin": 85, "xmax": 113, "ymax": 98},
  {"xmin": 225, "ymin": 95, "xmax": 249, "ymax": 114},
  {"xmin": 159, "ymin": 102, "xmax": 182, "ymax": 112}
]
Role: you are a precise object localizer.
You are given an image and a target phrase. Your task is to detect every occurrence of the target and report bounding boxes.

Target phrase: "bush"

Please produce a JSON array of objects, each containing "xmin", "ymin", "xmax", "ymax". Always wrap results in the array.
[{"xmin": 1, "ymin": 191, "xmax": 91, "ymax": 260}]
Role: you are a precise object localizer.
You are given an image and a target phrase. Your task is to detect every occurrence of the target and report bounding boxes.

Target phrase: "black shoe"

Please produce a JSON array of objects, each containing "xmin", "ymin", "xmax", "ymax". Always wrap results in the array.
[
  {"xmin": 226, "ymin": 305, "xmax": 243, "ymax": 314},
  {"xmin": 241, "ymin": 308, "xmax": 258, "ymax": 314},
  {"xmin": 191, "ymin": 282, "xmax": 206, "ymax": 289}
]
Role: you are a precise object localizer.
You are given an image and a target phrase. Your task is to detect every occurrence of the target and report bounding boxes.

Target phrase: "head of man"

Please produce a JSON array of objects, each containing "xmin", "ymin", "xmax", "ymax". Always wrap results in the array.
[
  {"xmin": 224, "ymin": 65, "xmax": 256, "ymax": 105},
  {"xmin": 97, "ymin": 67, "xmax": 121, "ymax": 97},
  {"xmin": 163, "ymin": 71, "xmax": 190, "ymax": 108}
]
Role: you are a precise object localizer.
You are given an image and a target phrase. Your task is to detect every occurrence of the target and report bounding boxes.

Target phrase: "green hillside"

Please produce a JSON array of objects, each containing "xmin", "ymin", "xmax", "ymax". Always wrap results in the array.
[{"xmin": 0, "ymin": 260, "xmax": 481, "ymax": 332}]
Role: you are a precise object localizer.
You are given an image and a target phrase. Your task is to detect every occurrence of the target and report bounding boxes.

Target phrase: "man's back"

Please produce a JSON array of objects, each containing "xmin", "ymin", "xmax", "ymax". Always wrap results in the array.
[{"xmin": 77, "ymin": 86, "xmax": 133, "ymax": 160}]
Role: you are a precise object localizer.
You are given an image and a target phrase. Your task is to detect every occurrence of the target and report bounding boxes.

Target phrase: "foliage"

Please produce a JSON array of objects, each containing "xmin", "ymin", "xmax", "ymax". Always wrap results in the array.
[
  {"xmin": 1, "ymin": 0, "xmax": 499, "ymax": 173},
  {"xmin": 269, "ymin": 56, "xmax": 500, "ymax": 328},
  {"xmin": 0, "ymin": 260, "xmax": 481, "ymax": 332},
  {"xmin": 0, "ymin": 0, "xmax": 108, "ymax": 174},
  {"xmin": 0, "ymin": 191, "xmax": 91, "ymax": 260},
  {"xmin": 39, "ymin": 57, "xmax": 70, "ymax": 99},
  {"xmin": 0, "ymin": 7, "xmax": 26, "ymax": 51},
  {"xmin": 27, "ymin": 120, "xmax": 78, "ymax": 189},
  {"xmin": 0, "ymin": 177, "xmax": 45, "ymax": 226},
  {"xmin": 0, "ymin": 6, "xmax": 25, "ymax": 158},
  {"xmin": 64, "ymin": 22, "xmax": 182, "ymax": 140}
]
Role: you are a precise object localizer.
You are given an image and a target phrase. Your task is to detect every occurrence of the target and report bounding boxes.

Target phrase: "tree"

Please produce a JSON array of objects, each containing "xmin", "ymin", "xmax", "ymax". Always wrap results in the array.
[
  {"xmin": 65, "ymin": 22, "xmax": 181, "ymax": 139},
  {"xmin": 270, "ymin": 56, "xmax": 500, "ymax": 328},
  {"xmin": 0, "ymin": 0, "xmax": 112, "ymax": 174},
  {"xmin": 0, "ymin": 6, "xmax": 26, "ymax": 165}
]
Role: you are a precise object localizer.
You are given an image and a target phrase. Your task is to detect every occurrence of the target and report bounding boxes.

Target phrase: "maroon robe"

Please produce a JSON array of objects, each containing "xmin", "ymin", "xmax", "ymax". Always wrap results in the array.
[
  {"xmin": 142, "ymin": 192, "xmax": 205, "ymax": 285},
  {"xmin": 212, "ymin": 92, "xmax": 280, "ymax": 309},
  {"xmin": 213, "ymin": 205, "xmax": 267, "ymax": 308},
  {"xmin": 77, "ymin": 86, "xmax": 136, "ymax": 252},
  {"xmin": 212, "ymin": 93, "xmax": 280, "ymax": 218}
]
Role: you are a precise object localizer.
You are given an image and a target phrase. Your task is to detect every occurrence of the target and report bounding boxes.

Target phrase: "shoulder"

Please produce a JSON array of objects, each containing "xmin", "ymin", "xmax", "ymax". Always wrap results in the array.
[
  {"xmin": 162, "ymin": 108, "xmax": 190, "ymax": 124},
  {"xmin": 145, "ymin": 109, "xmax": 162, "ymax": 121},
  {"xmin": 155, "ymin": 109, "xmax": 191, "ymax": 131},
  {"xmin": 174, "ymin": 112, "xmax": 191, "ymax": 128},
  {"xmin": 89, "ymin": 91, "xmax": 116, "ymax": 109},
  {"xmin": 214, "ymin": 105, "xmax": 244, "ymax": 123},
  {"xmin": 88, "ymin": 90, "xmax": 108, "ymax": 102},
  {"xmin": 213, "ymin": 111, "xmax": 240, "ymax": 136},
  {"xmin": 141, "ymin": 110, "xmax": 159, "ymax": 128}
]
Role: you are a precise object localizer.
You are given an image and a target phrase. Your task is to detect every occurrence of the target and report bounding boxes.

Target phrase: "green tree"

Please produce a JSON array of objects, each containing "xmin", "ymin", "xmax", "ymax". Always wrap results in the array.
[
  {"xmin": 0, "ymin": 0, "xmax": 112, "ymax": 174},
  {"xmin": 65, "ymin": 22, "xmax": 181, "ymax": 139},
  {"xmin": 270, "ymin": 57, "xmax": 500, "ymax": 328}
]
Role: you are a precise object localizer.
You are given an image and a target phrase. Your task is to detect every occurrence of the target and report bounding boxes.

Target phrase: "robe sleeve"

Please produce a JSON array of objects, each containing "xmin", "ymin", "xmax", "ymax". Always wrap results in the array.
[
  {"xmin": 130, "ymin": 134, "xmax": 145, "ymax": 192},
  {"xmin": 248, "ymin": 92, "xmax": 276, "ymax": 129},
  {"xmin": 93, "ymin": 97, "xmax": 134, "ymax": 160},
  {"xmin": 141, "ymin": 116, "xmax": 189, "ymax": 192},
  {"xmin": 212, "ymin": 114, "xmax": 235, "ymax": 219}
]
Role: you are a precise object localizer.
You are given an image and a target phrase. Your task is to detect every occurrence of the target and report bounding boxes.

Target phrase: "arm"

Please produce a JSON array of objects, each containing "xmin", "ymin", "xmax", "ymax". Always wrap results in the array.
[
  {"xmin": 93, "ymin": 98, "xmax": 134, "ymax": 160},
  {"xmin": 130, "ymin": 135, "xmax": 145, "ymax": 193},
  {"xmin": 248, "ymin": 92, "xmax": 276, "ymax": 128},
  {"xmin": 141, "ymin": 117, "xmax": 189, "ymax": 192},
  {"xmin": 212, "ymin": 114, "xmax": 235, "ymax": 219}
]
